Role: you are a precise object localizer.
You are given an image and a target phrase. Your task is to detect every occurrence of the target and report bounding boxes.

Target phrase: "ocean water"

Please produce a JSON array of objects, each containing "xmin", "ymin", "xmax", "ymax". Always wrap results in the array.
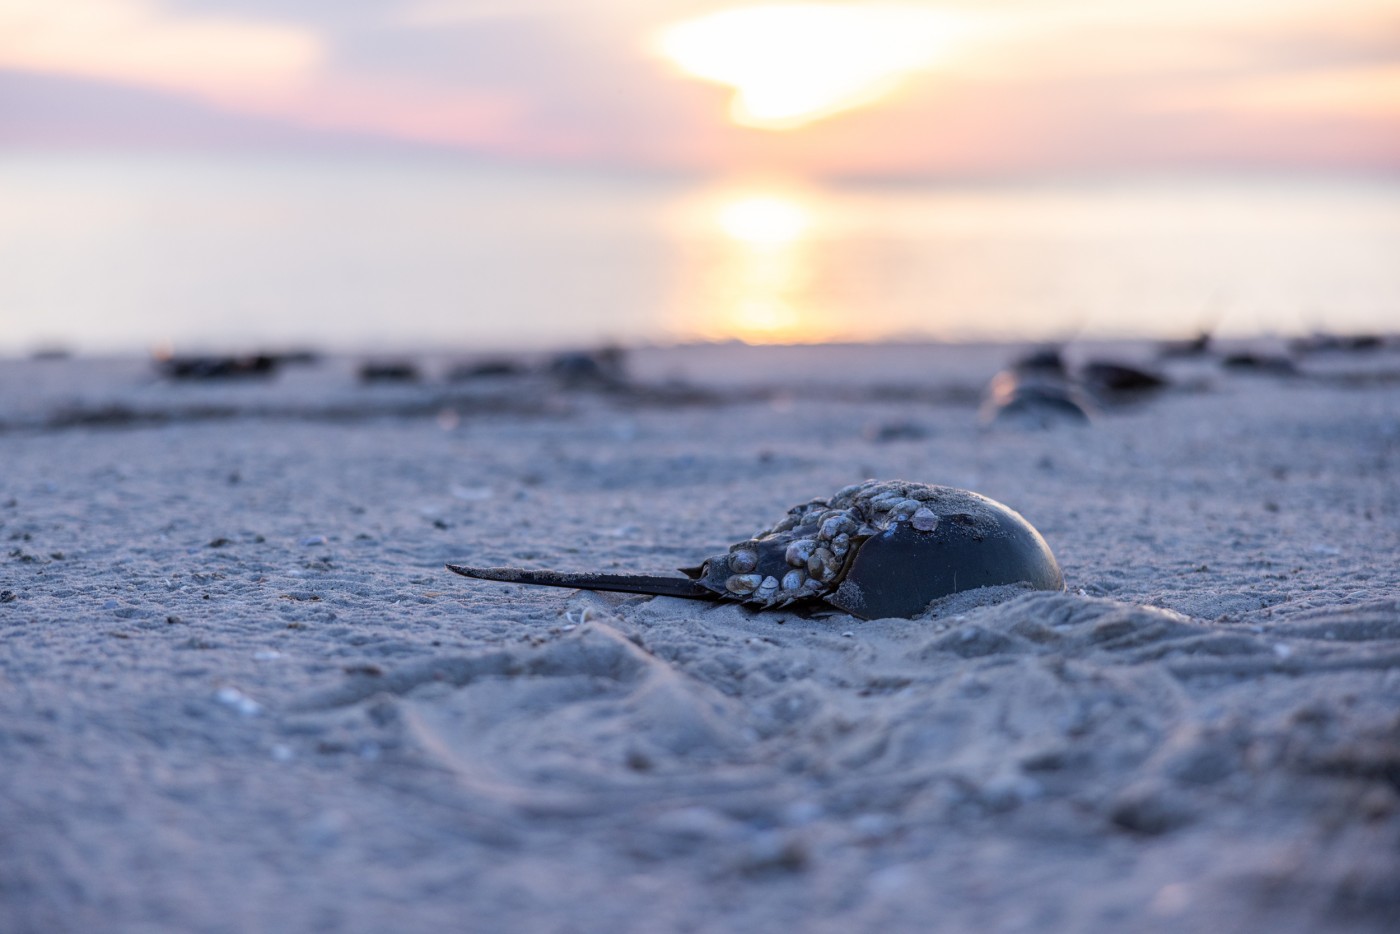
[{"xmin": 1, "ymin": 154, "xmax": 1396, "ymax": 355}]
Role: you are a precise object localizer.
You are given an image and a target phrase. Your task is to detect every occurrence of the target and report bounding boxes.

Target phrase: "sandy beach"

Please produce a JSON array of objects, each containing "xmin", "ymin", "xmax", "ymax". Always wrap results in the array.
[{"xmin": 2, "ymin": 339, "xmax": 1398, "ymax": 933}]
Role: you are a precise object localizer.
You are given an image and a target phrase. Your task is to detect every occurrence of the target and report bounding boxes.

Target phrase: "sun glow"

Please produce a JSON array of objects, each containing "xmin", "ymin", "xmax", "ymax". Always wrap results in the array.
[{"xmin": 655, "ymin": 4, "xmax": 959, "ymax": 130}]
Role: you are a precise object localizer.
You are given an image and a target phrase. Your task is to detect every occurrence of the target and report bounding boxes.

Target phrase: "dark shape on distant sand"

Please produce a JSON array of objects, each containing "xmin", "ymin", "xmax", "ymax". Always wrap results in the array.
[
  {"xmin": 449, "ymin": 479, "xmax": 1063, "ymax": 620},
  {"xmin": 1288, "ymin": 333, "xmax": 1384, "ymax": 355},
  {"xmin": 1081, "ymin": 360, "xmax": 1170, "ymax": 400},
  {"xmin": 446, "ymin": 358, "xmax": 529, "ymax": 382},
  {"xmin": 980, "ymin": 347, "xmax": 1094, "ymax": 427},
  {"xmin": 864, "ymin": 419, "xmax": 931, "ymax": 443},
  {"xmin": 1011, "ymin": 347, "xmax": 1070, "ymax": 375},
  {"xmin": 157, "ymin": 353, "xmax": 281, "ymax": 380},
  {"xmin": 358, "ymin": 360, "xmax": 422, "ymax": 383},
  {"xmin": 1221, "ymin": 352, "xmax": 1298, "ymax": 376},
  {"xmin": 276, "ymin": 349, "xmax": 322, "ymax": 367},
  {"xmin": 547, "ymin": 346, "xmax": 629, "ymax": 390},
  {"xmin": 1157, "ymin": 331, "xmax": 1212, "ymax": 359}
]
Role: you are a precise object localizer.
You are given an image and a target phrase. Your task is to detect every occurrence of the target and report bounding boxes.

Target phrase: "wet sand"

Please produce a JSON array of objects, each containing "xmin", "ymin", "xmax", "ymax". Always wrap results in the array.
[{"xmin": 2, "ymin": 341, "xmax": 1398, "ymax": 933}]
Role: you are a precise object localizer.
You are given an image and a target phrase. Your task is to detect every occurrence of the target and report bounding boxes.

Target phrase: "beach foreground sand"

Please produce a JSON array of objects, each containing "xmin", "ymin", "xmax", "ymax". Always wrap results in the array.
[{"xmin": 2, "ymin": 341, "xmax": 1398, "ymax": 932}]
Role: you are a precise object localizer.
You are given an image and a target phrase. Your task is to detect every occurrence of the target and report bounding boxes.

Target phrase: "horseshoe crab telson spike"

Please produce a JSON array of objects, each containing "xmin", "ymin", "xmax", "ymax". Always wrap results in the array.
[
  {"xmin": 447, "ymin": 480, "xmax": 1065, "ymax": 621},
  {"xmin": 446, "ymin": 565, "xmax": 716, "ymax": 602}
]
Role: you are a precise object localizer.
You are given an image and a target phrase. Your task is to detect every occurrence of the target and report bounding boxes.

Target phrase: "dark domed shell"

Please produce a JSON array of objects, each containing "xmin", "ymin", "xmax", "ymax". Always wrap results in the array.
[{"xmin": 823, "ymin": 493, "xmax": 1063, "ymax": 619}]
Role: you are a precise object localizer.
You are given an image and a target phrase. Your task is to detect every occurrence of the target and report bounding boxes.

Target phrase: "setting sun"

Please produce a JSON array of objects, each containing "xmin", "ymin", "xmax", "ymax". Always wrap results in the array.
[{"xmin": 654, "ymin": 3, "xmax": 960, "ymax": 130}]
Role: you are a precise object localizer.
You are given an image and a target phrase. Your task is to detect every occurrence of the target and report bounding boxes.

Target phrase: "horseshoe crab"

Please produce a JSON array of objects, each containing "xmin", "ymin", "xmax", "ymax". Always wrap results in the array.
[
  {"xmin": 447, "ymin": 480, "xmax": 1064, "ymax": 620},
  {"xmin": 980, "ymin": 348, "xmax": 1094, "ymax": 426}
]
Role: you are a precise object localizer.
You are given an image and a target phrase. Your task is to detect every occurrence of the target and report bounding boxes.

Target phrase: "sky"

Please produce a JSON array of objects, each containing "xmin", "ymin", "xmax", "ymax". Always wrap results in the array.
[{"xmin": 1, "ymin": 0, "xmax": 1398, "ymax": 178}]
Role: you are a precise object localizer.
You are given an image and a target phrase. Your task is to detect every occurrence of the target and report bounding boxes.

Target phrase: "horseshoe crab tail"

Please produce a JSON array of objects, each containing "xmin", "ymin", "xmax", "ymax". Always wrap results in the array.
[{"xmin": 446, "ymin": 564, "xmax": 717, "ymax": 601}]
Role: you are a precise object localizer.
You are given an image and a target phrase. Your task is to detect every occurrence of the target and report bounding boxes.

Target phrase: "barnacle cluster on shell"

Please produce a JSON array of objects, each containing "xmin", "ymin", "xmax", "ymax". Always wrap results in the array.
[{"xmin": 691, "ymin": 479, "xmax": 993, "ymax": 610}]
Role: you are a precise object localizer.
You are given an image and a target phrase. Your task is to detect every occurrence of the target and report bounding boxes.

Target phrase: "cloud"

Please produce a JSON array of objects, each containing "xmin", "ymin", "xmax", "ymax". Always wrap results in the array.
[
  {"xmin": 0, "ymin": 1, "xmax": 533, "ymax": 153},
  {"xmin": 653, "ymin": 5, "xmax": 971, "ymax": 130},
  {"xmin": 399, "ymin": 0, "xmax": 581, "ymax": 26},
  {"xmin": 0, "ymin": 0, "xmax": 1396, "ymax": 176},
  {"xmin": 1156, "ymin": 64, "xmax": 1400, "ymax": 120},
  {"xmin": 0, "ymin": 0, "xmax": 323, "ymax": 102},
  {"xmin": 0, "ymin": 66, "xmax": 398, "ymax": 150}
]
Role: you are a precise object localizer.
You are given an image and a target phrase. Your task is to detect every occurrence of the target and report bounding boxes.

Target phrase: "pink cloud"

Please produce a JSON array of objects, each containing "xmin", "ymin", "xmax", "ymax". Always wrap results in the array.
[{"xmin": 1, "ymin": 0, "xmax": 1397, "ymax": 178}]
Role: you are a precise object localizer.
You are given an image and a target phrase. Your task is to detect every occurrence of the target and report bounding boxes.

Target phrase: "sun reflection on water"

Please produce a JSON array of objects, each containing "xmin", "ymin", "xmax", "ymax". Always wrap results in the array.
[
  {"xmin": 670, "ymin": 186, "xmax": 851, "ymax": 345},
  {"xmin": 717, "ymin": 196, "xmax": 810, "ymax": 245}
]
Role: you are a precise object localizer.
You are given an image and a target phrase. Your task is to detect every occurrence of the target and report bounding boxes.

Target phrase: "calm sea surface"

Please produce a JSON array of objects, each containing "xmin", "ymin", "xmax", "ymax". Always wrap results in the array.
[{"xmin": 1, "ymin": 155, "xmax": 1396, "ymax": 355}]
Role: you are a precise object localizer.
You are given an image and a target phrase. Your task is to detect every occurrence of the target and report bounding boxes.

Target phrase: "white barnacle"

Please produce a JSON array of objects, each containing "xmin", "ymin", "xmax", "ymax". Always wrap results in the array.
[
  {"xmin": 830, "ymin": 532, "xmax": 851, "ymax": 557},
  {"xmin": 890, "ymin": 499, "xmax": 923, "ymax": 521},
  {"xmin": 866, "ymin": 493, "xmax": 901, "ymax": 516},
  {"xmin": 808, "ymin": 546, "xmax": 837, "ymax": 581},
  {"xmin": 911, "ymin": 507, "xmax": 940, "ymax": 532},
  {"xmin": 755, "ymin": 575, "xmax": 780, "ymax": 601},
  {"xmin": 819, "ymin": 513, "xmax": 857, "ymax": 541},
  {"xmin": 785, "ymin": 538, "xmax": 817, "ymax": 567},
  {"xmin": 834, "ymin": 482, "xmax": 866, "ymax": 501},
  {"xmin": 728, "ymin": 548, "xmax": 759, "ymax": 573},
  {"xmin": 726, "ymin": 573, "xmax": 762, "ymax": 595},
  {"xmin": 771, "ymin": 514, "xmax": 800, "ymax": 534}
]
